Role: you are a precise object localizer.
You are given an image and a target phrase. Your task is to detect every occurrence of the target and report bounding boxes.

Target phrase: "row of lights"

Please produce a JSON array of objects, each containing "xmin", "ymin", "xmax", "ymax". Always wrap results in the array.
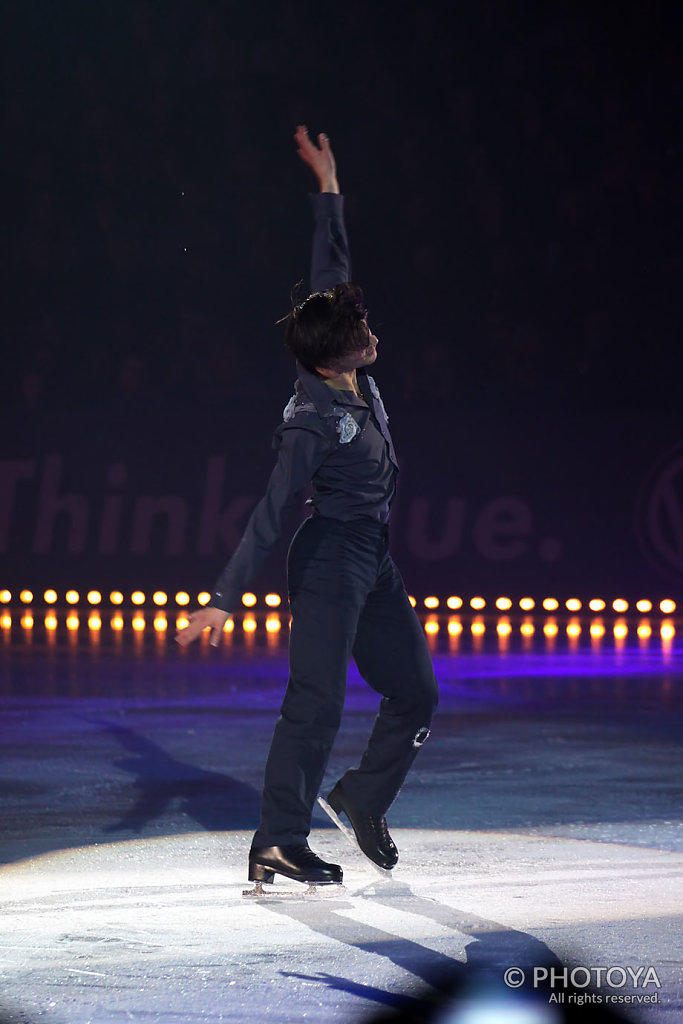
[
  {"xmin": 0, "ymin": 590, "xmax": 677, "ymax": 615},
  {"xmin": 1, "ymin": 589, "xmax": 279, "ymax": 608},
  {"xmin": 423, "ymin": 596, "xmax": 677, "ymax": 615},
  {"xmin": 1, "ymin": 611, "xmax": 280, "ymax": 634},
  {"xmin": 432, "ymin": 617, "xmax": 675, "ymax": 641},
  {"xmin": 2, "ymin": 612, "xmax": 675, "ymax": 643}
]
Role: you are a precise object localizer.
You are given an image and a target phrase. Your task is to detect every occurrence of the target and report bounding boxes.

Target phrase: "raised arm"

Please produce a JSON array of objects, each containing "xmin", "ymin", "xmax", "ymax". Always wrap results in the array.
[
  {"xmin": 294, "ymin": 125, "xmax": 351, "ymax": 293},
  {"xmin": 175, "ymin": 127, "xmax": 346, "ymax": 650}
]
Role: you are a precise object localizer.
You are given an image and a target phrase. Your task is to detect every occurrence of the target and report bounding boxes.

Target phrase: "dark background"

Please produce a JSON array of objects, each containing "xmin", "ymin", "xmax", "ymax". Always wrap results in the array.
[{"xmin": 3, "ymin": 0, "xmax": 683, "ymax": 600}]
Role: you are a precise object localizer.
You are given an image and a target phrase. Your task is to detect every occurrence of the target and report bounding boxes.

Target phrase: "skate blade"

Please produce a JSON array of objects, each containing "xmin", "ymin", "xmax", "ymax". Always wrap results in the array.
[
  {"xmin": 317, "ymin": 796, "xmax": 394, "ymax": 879},
  {"xmin": 242, "ymin": 880, "xmax": 346, "ymax": 899}
]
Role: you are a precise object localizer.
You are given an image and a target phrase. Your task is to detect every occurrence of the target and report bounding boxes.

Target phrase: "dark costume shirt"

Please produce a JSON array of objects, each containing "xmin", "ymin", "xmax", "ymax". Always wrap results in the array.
[{"xmin": 210, "ymin": 193, "xmax": 398, "ymax": 614}]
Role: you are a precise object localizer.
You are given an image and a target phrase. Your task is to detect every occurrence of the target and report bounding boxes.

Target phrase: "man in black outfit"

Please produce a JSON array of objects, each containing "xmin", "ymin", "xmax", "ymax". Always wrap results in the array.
[{"xmin": 177, "ymin": 126, "xmax": 438, "ymax": 889}]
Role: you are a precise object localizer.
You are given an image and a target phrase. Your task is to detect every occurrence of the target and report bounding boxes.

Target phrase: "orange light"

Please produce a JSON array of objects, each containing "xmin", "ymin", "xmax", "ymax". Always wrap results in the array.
[
  {"xmin": 153, "ymin": 591, "xmax": 167, "ymax": 606},
  {"xmin": 265, "ymin": 593, "xmax": 282, "ymax": 608},
  {"xmin": 519, "ymin": 597, "xmax": 535, "ymax": 611},
  {"xmin": 543, "ymin": 598, "xmax": 559, "ymax": 612},
  {"xmin": 497, "ymin": 619, "xmax": 512, "ymax": 636},
  {"xmin": 424, "ymin": 619, "xmax": 439, "ymax": 635},
  {"xmin": 471, "ymin": 620, "xmax": 485, "ymax": 635},
  {"xmin": 45, "ymin": 613, "xmax": 58, "ymax": 630},
  {"xmin": 408, "ymin": 596, "xmax": 417, "ymax": 607},
  {"xmin": 0, "ymin": 614, "xmax": 11, "ymax": 629},
  {"xmin": 242, "ymin": 593, "xmax": 257, "ymax": 608},
  {"xmin": 87, "ymin": 590, "xmax": 102, "ymax": 605},
  {"xmin": 175, "ymin": 615, "xmax": 189, "ymax": 630},
  {"xmin": 566, "ymin": 598, "xmax": 581, "ymax": 612},
  {"xmin": 544, "ymin": 621, "xmax": 558, "ymax": 637},
  {"xmin": 424, "ymin": 596, "xmax": 439, "ymax": 609},
  {"xmin": 661, "ymin": 621, "xmax": 675, "ymax": 640},
  {"xmin": 88, "ymin": 614, "xmax": 102, "ymax": 631},
  {"xmin": 21, "ymin": 613, "xmax": 34, "ymax": 629},
  {"xmin": 197, "ymin": 592, "xmax": 211, "ymax": 606},
  {"xmin": 66, "ymin": 614, "xmax": 79, "ymax": 630},
  {"xmin": 175, "ymin": 592, "xmax": 190, "ymax": 606},
  {"xmin": 243, "ymin": 615, "xmax": 257, "ymax": 632},
  {"xmin": 589, "ymin": 599, "xmax": 605, "ymax": 612},
  {"xmin": 20, "ymin": 590, "xmax": 34, "ymax": 605},
  {"xmin": 43, "ymin": 590, "xmax": 58, "ymax": 604},
  {"xmin": 154, "ymin": 614, "xmax": 167, "ymax": 632},
  {"xmin": 567, "ymin": 621, "xmax": 581, "ymax": 638},
  {"xmin": 660, "ymin": 600, "xmax": 676, "ymax": 615},
  {"xmin": 265, "ymin": 616, "xmax": 281, "ymax": 633},
  {"xmin": 520, "ymin": 622, "xmax": 535, "ymax": 637},
  {"xmin": 612, "ymin": 599, "xmax": 628, "ymax": 613},
  {"xmin": 637, "ymin": 623, "xmax": 651, "ymax": 640},
  {"xmin": 636, "ymin": 600, "xmax": 652, "ymax": 613},
  {"xmin": 132, "ymin": 615, "xmax": 145, "ymax": 631},
  {"xmin": 447, "ymin": 618, "xmax": 462, "ymax": 636},
  {"xmin": 590, "ymin": 622, "xmax": 605, "ymax": 639},
  {"xmin": 110, "ymin": 591, "xmax": 124, "ymax": 605},
  {"xmin": 470, "ymin": 597, "xmax": 486, "ymax": 610},
  {"xmin": 496, "ymin": 597, "xmax": 512, "ymax": 611},
  {"xmin": 131, "ymin": 591, "xmax": 145, "ymax": 606},
  {"xmin": 0, "ymin": 590, "xmax": 11, "ymax": 604},
  {"xmin": 65, "ymin": 590, "xmax": 79, "ymax": 605},
  {"xmin": 614, "ymin": 621, "xmax": 628, "ymax": 640},
  {"xmin": 447, "ymin": 596, "xmax": 463, "ymax": 610},
  {"xmin": 223, "ymin": 619, "xmax": 235, "ymax": 633},
  {"xmin": 111, "ymin": 615, "xmax": 124, "ymax": 631}
]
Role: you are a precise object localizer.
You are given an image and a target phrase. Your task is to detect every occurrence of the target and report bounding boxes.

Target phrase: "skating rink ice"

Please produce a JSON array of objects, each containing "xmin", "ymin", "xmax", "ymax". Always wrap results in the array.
[{"xmin": 1, "ymin": 608, "xmax": 682, "ymax": 1022}]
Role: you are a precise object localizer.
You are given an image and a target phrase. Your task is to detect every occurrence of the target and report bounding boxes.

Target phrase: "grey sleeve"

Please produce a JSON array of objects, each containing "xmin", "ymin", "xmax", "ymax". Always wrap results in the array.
[
  {"xmin": 310, "ymin": 192, "xmax": 351, "ymax": 292},
  {"xmin": 209, "ymin": 424, "xmax": 331, "ymax": 613}
]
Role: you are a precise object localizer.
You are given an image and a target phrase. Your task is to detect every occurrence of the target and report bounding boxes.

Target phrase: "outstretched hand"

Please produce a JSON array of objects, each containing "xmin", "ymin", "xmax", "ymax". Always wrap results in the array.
[
  {"xmin": 175, "ymin": 606, "xmax": 229, "ymax": 648},
  {"xmin": 294, "ymin": 124, "xmax": 340, "ymax": 194}
]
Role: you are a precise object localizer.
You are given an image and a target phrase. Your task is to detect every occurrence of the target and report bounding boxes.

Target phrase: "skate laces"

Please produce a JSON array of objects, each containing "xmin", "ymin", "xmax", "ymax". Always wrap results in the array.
[
  {"xmin": 362, "ymin": 813, "xmax": 395, "ymax": 851},
  {"xmin": 299, "ymin": 846, "xmax": 329, "ymax": 866}
]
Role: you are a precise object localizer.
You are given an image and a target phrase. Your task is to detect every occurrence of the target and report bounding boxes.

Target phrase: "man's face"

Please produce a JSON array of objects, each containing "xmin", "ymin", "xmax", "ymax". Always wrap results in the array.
[{"xmin": 330, "ymin": 319, "xmax": 379, "ymax": 373}]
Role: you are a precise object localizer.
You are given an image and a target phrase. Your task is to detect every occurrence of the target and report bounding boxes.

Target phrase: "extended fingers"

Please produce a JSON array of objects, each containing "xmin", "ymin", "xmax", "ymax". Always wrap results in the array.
[
  {"xmin": 175, "ymin": 622, "xmax": 196, "ymax": 645},
  {"xmin": 175, "ymin": 612, "xmax": 203, "ymax": 645},
  {"xmin": 295, "ymin": 124, "xmax": 327, "ymax": 157},
  {"xmin": 294, "ymin": 124, "xmax": 311, "ymax": 150}
]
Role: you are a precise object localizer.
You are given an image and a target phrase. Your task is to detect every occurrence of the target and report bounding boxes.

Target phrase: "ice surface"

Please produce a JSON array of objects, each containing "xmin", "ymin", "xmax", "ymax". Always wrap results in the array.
[{"xmin": 0, "ymin": 625, "xmax": 682, "ymax": 1022}]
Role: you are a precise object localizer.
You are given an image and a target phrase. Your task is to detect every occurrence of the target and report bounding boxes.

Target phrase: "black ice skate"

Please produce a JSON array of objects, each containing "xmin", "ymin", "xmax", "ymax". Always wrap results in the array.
[
  {"xmin": 320, "ymin": 781, "xmax": 398, "ymax": 871},
  {"xmin": 243, "ymin": 843, "xmax": 344, "ymax": 898}
]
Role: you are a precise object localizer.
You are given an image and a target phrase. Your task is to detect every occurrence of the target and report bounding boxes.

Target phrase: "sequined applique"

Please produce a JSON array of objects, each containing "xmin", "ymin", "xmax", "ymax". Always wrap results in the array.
[
  {"xmin": 282, "ymin": 395, "xmax": 297, "ymax": 422},
  {"xmin": 366, "ymin": 375, "xmax": 389, "ymax": 422},
  {"xmin": 336, "ymin": 411, "xmax": 360, "ymax": 444}
]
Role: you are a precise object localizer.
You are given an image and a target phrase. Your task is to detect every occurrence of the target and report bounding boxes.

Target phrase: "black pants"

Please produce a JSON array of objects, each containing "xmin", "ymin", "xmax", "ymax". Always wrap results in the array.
[{"xmin": 252, "ymin": 514, "xmax": 439, "ymax": 847}]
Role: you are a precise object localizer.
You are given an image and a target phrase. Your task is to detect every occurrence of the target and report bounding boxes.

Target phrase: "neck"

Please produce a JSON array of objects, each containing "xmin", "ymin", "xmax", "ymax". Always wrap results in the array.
[{"xmin": 318, "ymin": 368, "xmax": 358, "ymax": 392}]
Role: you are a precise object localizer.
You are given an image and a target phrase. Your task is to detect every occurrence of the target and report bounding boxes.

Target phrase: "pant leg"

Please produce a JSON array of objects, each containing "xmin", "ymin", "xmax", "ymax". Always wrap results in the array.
[
  {"xmin": 252, "ymin": 517, "xmax": 379, "ymax": 846},
  {"xmin": 339, "ymin": 550, "xmax": 439, "ymax": 815}
]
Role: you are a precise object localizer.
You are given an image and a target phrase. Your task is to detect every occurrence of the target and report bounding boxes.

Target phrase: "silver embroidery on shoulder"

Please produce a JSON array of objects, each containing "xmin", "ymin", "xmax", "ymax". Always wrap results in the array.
[
  {"xmin": 366, "ymin": 375, "xmax": 389, "ymax": 422},
  {"xmin": 282, "ymin": 395, "xmax": 297, "ymax": 421},
  {"xmin": 336, "ymin": 411, "xmax": 359, "ymax": 444}
]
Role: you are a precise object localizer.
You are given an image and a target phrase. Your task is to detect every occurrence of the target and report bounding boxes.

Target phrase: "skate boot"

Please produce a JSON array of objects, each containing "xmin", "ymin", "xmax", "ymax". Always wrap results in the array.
[
  {"xmin": 243, "ymin": 843, "xmax": 343, "ymax": 898},
  {"xmin": 326, "ymin": 781, "xmax": 398, "ymax": 869}
]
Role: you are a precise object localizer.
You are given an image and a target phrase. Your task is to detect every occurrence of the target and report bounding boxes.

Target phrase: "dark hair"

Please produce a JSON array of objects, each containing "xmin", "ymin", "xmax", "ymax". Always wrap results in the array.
[{"xmin": 283, "ymin": 282, "xmax": 368, "ymax": 371}]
